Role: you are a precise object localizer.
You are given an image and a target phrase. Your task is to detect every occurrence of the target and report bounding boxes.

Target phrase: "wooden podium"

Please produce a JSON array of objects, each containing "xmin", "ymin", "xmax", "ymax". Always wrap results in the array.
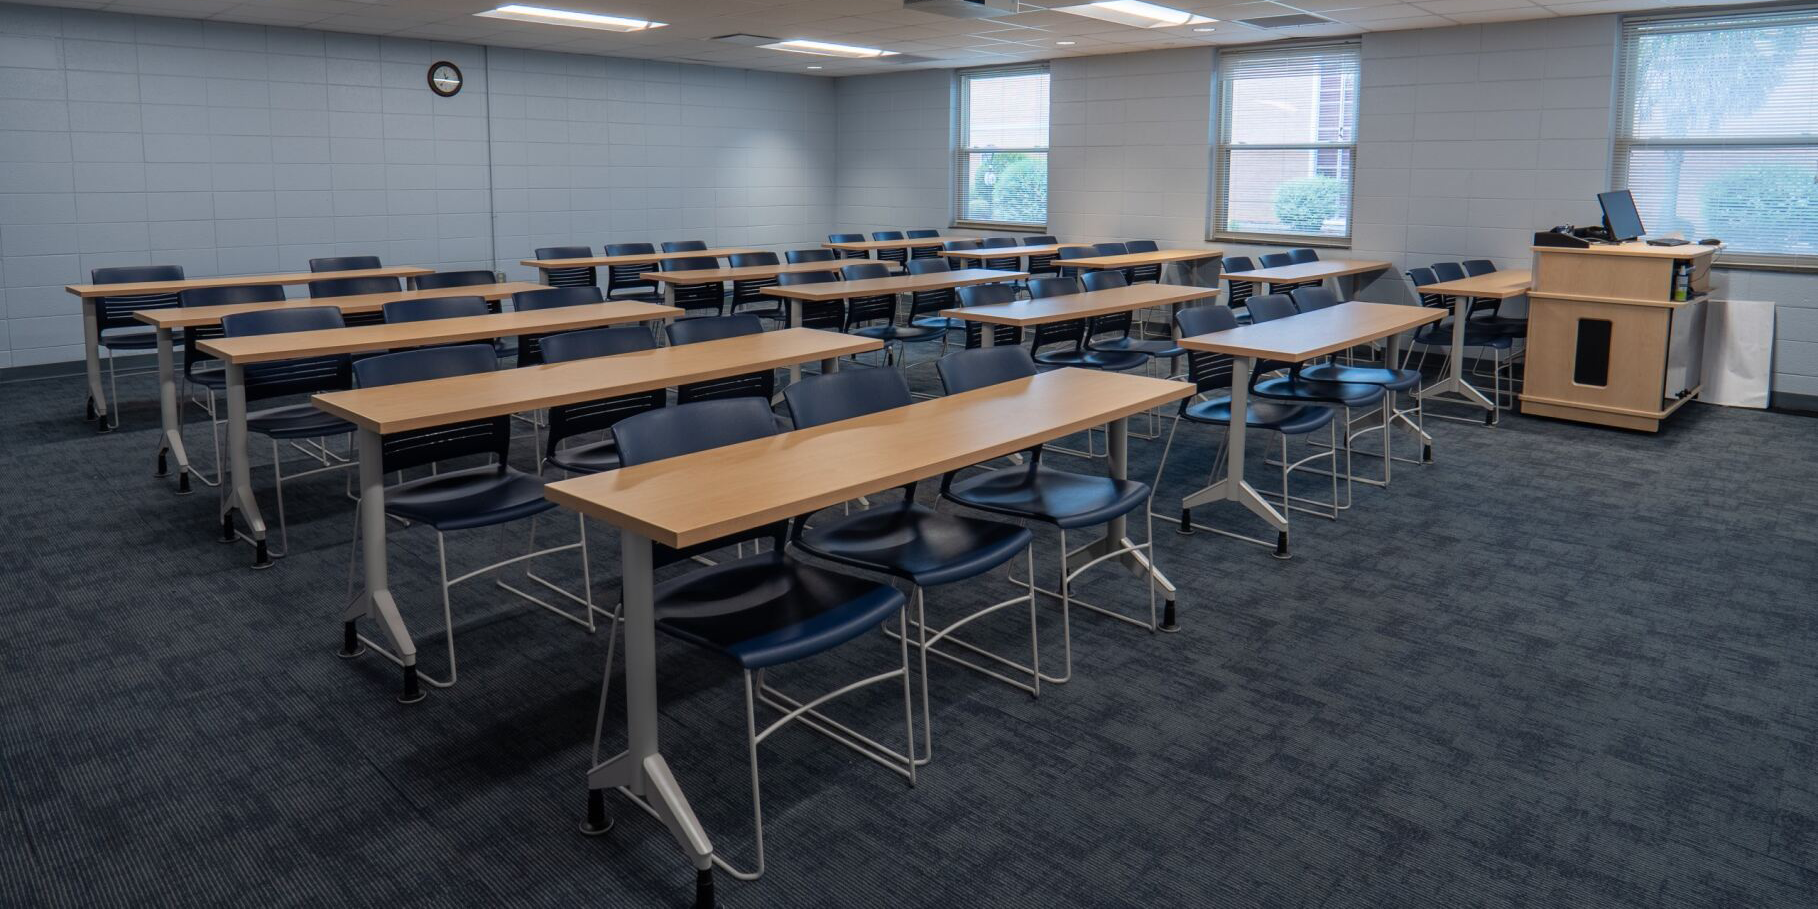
[{"xmin": 1520, "ymin": 241, "xmax": 1715, "ymax": 432}]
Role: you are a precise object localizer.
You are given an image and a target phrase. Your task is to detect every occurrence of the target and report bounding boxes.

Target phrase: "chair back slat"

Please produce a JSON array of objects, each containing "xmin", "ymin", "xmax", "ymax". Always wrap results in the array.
[
  {"xmin": 220, "ymin": 306, "xmax": 352, "ymax": 402},
  {"xmin": 92, "ymin": 265, "xmax": 185, "ymax": 331},
  {"xmin": 353, "ymin": 344, "xmax": 507, "ymax": 473}
]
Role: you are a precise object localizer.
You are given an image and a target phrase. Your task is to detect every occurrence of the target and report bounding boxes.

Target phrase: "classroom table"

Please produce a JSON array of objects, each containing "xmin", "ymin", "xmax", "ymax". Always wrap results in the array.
[
  {"xmin": 1221, "ymin": 260, "xmax": 1391, "ymax": 299},
  {"xmin": 1061, "ymin": 248, "xmax": 1226, "ymax": 285},
  {"xmin": 640, "ymin": 260, "xmax": 900, "ymax": 310},
  {"xmin": 823, "ymin": 237, "xmax": 968, "ymax": 256},
  {"xmin": 1175, "ymin": 301, "xmax": 1444, "ymax": 558},
  {"xmin": 940, "ymin": 282, "xmax": 1220, "ymax": 348},
  {"xmin": 134, "ymin": 282, "xmax": 546, "ymax": 495},
  {"xmin": 1412, "ymin": 269, "xmax": 1532, "ymax": 424},
  {"xmin": 197, "ymin": 301, "xmax": 680, "ymax": 568},
  {"xmin": 311, "ymin": 327, "xmax": 882, "ymax": 705},
  {"xmin": 541, "ymin": 366, "xmax": 1193, "ymax": 905},
  {"xmin": 64, "ymin": 266, "xmax": 432, "ymax": 432},
  {"xmin": 941, "ymin": 243, "xmax": 1091, "ymax": 272},
  {"xmin": 519, "ymin": 248, "xmax": 764, "ymax": 272}
]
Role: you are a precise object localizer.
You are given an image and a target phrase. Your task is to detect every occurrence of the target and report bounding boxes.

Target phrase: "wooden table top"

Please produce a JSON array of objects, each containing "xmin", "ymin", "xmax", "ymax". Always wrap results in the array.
[
  {"xmin": 1063, "ymin": 248, "xmax": 1225, "ymax": 269},
  {"xmin": 66, "ymin": 266, "xmax": 432, "ymax": 298},
  {"xmin": 942, "ymin": 243, "xmax": 1090, "ymax": 259},
  {"xmin": 314, "ymin": 328, "xmax": 878, "ymax": 435},
  {"xmin": 197, "ymin": 301, "xmax": 679, "ymax": 365},
  {"xmin": 133, "ymin": 282, "xmax": 547, "ymax": 329},
  {"xmin": 823, "ymin": 237, "xmax": 964, "ymax": 252},
  {"xmin": 545, "ymin": 368, "xmax": 1193, "ymax": 548},
  {"xmin": 941, "ymin": 283, "xmax": 1220, "ymax": 327},
  {"xmin": 761, "ymin": 268, "xmax": 1026, "ymax": 302},
  {"xmin": 1529, "ymin": 240, "xmax": 1719, "ymax": 259},
  {"xmin": 1418, "ymin": 269, "xmax": 1533, "ymax": 299},
  {"xmin": 639, "ymin": 261, "xmax": 900, "ymax": 284},
  {"xmin": 1180, "ymin": 301, "xmax": 1444, "ymax": 363},
  {"xmin": 520, "ymin": 248, "xmax": 764, "ymax": 269},
  {"xmin": 1222, "ymin": 260, "xmax": 1391, "ymax": 283}
]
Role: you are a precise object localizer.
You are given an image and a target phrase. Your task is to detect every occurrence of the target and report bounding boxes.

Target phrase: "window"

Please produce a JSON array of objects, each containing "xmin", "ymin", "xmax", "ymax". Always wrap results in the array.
[
  {"xmin": 1213, "ymin": 43, "xmax": 1359, "ymax": 244},
  {"xmin": 1614, "ymin": 9, "xmax": 1818, "ymax": 265},
  {"xmin": 955, "ymin": 65, "xmax": 1050, "ymax": 229}
]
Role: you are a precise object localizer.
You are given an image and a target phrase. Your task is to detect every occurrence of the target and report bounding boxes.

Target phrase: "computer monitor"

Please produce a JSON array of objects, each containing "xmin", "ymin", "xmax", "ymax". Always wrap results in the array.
[{"xmin": 1598, "ymin": 190, "xmax": 1646, "ymax": 242}]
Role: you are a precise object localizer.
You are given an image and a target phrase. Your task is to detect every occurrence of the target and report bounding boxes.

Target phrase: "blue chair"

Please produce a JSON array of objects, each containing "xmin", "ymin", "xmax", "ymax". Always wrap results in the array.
[
  {"xmin": 382, "ymin": 295, "xmax": 487, "ymax": 323},
  {"xmin": 1257, "ymin": 251, "xmax": 1318, "ymax": 293},
  {"xmin": 840, "ymin": 263, "xmax": 942, "ymax": 366},
  {"xmin": 906, "ymin": 258, "xmax": 962, "ymax": 333},
  {"xmin": 954, "ymin": 283, "xmax": 1023, "ymax": 350},
  {"xmin": 410, "ymin": 270, "xmax": 496, "ymax": 292},
  {"xmin": 1287, "ymin": 286, "xmax": 1342, "ymax": 311},
  {"xmin": 308, "ymin": 275, "xmax": 399, "ymax": 298},
  {"xmin": 1258, "ymin": 252, "xmax": 1293, "ymax": 269},
  {"xmin": 533, "ymin": 245, "xmax": 597, "ymax": 288},
  {"xmin": 87, "ymin": 265, "xmax": 185, "ymax": 428},
  {"xmin": 219, "ymin": 306, "xmax": 358, "ymax": 560},
  {"xmin": 1156, "ymin": 304, "xmax": 1338, "ymax": 546},
  {"xmin": 785, "ymin": 368, "xmax": 1038, "ymax": 760},
  {"xmin": 661, "ymin": 240, "xmax": 707, "ymax": 253},
  {"xmin": 1405, "ymin": 267, "xmax": 1514, "ymax": 417},
  {"xmin": 662, "ymin": 256, "xmax": 727, "ymax": 319},
  {"xmin": 786, "ymin": 248, "xmax": 837, "ymax": 264},
  {"xmin": 937, "ymin": 347, "xmax": 1165, "ymax": 674},
  {"xmin": 1024, "ymin": 235, "xmax": 1061, "ymax": 275},
  {"xmin": 979, "ymin": 237, "xmax": 1021, "ymax": 272},
  {"xmin": 593, "ymin": 396, "xmax": 915, "ymax": 879},
  {"xmin": 905, "ymin": 228, "xmax": 941, "ymax": 259},
  {"xmin": 603, "ymin": 243, "xmax": 660, "ymax": 301},
  {"xmin": 539, "ymin": 327, "xmax": 664, "ymax": 475},
  {"xmin": 1460, "ymin": 258, "xmax": 1525, "ymax": 337},
  {"xmin": 176, "ymin": 283, "xmax": 287, "ymax": 486},
  {"xmin": 871, "ymin": 230, "xmax": 909, "ymax": 266},
  {"xmin": 512, "ymin": 285, "xmax": 606, "ymax": 366},
  {"xmin": 1080, "ymin": 270, "xmax": 1187, "ymax": 363},
  {"xmin": 1123, "ymin": 240, "xmax": 1162, "ymax": 283},
  {"xmin": 1220, "ymin": 256, "xmax": 1257, "ymax": 316},
  {"xmin": 666, "ymin": 314, "xmax": 775, "ymax": 405},
  {"xmin": 309, "ymin": 256, "xmax": 379, "ymax": 272},
  {"xmin": 828, "ymin": 233, "xmax": 868, "ymax": 259},
  {"xmin": 1055, "ymin": 244, "xmax": 1093, "ymax": 279},
  {"xmin": 727, "ymin": 252, "xmax": 786, "ymax": 323},
  {"xmin": 775, "ymin": 270, "xmax": 844, "ymax": 330},
  {"xmin": 1023, "ymin": 277, "xmax": 1147, "ymax": 373},
  {"xmin": 1430, "ymin": 261, "xmax": 1466, "ymax": 283},
  {"xmin": 1287, "ymin": 248, "xmax": 1319, "ymax": 264},
  {"xmin": 347, "ymin": 343, "xmax": 598, "ymax": 690}
]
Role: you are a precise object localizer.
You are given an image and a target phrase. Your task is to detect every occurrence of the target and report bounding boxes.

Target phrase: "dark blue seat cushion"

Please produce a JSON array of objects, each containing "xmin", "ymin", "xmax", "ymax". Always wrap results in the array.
[
  {"xmin": 546, "ymin": 438, "xmax": 621, "ymax": 475},
  {"xmin": 1253, "ymin": 375, "xmax": 1386, "ymax": 408},
  {"xmin": 1033, "ymin": 348, "xmax": 1149, "ymax": 372},
  {"xmin": 1090, "ymin": 336, "xmax": 1185, "ymax": 358},
  {"xmin": 185, "ymin": 367, "xmax": 228, "ymax": 391},
  {"xmin": 1299, "ymin": 363, "xmax": 1421, "ymax": 391},
  {"xmin": 912, "ymin": 316, "xmax": 963, "ymax": 331},
  {"xmin": 945, "ymin": 463, "xmax": 1149, "ymax": 530},
  {"xmin": 654, "ymin": 551, "xmax": 907, "ymax": 670},
  {"xmin": 246, "ymin": 403, "xmax": 356, "ymax": 440},
  {"xmin": 99, "ymin": 330, "xmax": 160, "ymax": 351},
  {"xmin": 383, "ymin": 465, "xmax": 555, "ymax": 532},
  {"xmin": 854, "ymin": 324, "xmax": 945, "ymax": 343},
  {"xmin": 1415, "ymin": 323, "xmax": 1511, "ymax": 349},
  {"xmin": 1182, "ymin": 397, "xmax": 1335, "ymax": 434},
  {"xmin": 795, "ymin": 500, "xmax": 1032, "ymax": 588}
]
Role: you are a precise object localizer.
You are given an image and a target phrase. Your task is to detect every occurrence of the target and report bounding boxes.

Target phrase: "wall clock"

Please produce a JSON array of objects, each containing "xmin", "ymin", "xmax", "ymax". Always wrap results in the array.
[{"xmin": 428, "ymin": 61, "xmax": 463, "ymax": 97}]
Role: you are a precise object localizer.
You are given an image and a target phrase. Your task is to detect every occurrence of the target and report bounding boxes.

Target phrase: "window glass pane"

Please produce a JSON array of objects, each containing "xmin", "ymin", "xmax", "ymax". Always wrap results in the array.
[
  {"xmin": 1627, "ymin": 22, "xmax": 1818, "ymax": 140},
  {"xmin": 1624, "ymin": 146, "xmax": 1818, "ymax": 254},
  {"xmin": 957, "ymin": 67, "xmax": 1050, "ymax": 227},
  {"xmin": 1215, "ymin": 43, "xmax": 1359, "ymax": 242},
  {"xmin": 966, "ymin": 72, "xmax": 1050, "ymax": 149},
  {"xmin": 1223, "ymin": 148, "xmax": 1353, "ymax": 238},
  {"xmin": 962, "ymin": 151, "xmax": 1049, "ymax": 225}
]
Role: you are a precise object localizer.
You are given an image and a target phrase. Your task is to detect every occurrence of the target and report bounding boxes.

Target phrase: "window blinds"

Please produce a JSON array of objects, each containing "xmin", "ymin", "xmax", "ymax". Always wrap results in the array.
[
  {"xmin": 955, "ymin": 65, "xmax": 1050, "ymax": 229},
  {"xmin": 1614, "ymin": 9, "xmax": 1818, "ymax": 263},
  {"xmin": 1214, "ymin": 43, "xmax": 1360, "ymax": 244}
]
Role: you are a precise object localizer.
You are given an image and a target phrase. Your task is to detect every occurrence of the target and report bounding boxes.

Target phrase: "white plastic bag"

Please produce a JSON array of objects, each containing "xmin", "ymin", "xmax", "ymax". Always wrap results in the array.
[{"xmin": 1701, "ymin": 299, "xmax": 1775, "ymax": 408}]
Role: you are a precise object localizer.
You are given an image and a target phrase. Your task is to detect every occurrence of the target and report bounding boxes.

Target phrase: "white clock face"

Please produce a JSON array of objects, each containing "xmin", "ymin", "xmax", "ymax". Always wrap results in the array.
[{"xmin": 430, "ymin": 63, "xmax": 462, "ymax": 95}]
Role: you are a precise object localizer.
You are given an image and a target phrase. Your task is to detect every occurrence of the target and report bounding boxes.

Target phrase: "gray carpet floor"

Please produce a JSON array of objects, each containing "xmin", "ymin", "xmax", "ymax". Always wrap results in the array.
[{"xmin": 3, "ymin": 356, "xmax": 1817, "ymax": 908}]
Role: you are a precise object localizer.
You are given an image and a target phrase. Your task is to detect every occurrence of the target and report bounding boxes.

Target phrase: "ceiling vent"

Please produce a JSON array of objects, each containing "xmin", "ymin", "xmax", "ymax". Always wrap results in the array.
[
  {"xmin": 904, "ymin": 0, "xmax": 1020, "ymax": 19},
  {"xmin": 1237, "ymin": 13, "xmax": 1333, "ymax": 28},
  {"xmin": 711, "ymin": 33, "xmax": 778, "ymax": 45}
]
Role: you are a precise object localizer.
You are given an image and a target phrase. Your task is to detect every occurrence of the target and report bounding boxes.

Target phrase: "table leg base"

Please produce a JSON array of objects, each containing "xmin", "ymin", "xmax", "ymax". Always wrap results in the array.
[
  {"xmin": 155, "ymin": 450, "xmax": 169, "ymax": 478},
  {"xmin": 338, "ymin": 620, "xmax": 366, "ymax": 659},
  {"xmin": 695, "ymin": 869, "xmax": 716, "ymax": 909},
  {"xmin": 398, "ymin": 664, "xmax": 425, "ymax": 704},
  {"xmin": 177, "ymin": 470, "xmax": 193, "ymax": 495},
  {"xmin": 85, "ymin": 396, "xmax": 96, "ymax": 421},
  {"xmin": 95, "ymin": 415, "xmax": 112, "ymax": 434},
  {"xmin": 580, "ymin": 788, "xmax": 615, "ymax": 837},
  {"xmin": 252, "ymin": 539, "xmax": 272, "ymax": 570},
  {"xmin": 1423, "ymin": 444, "xmax": 1434, "ymax": 463},
  {"xmin": 220, "ymin": 512, "xmax": 237, "ymax": 544},
  {"xmin": 1158, "ymin": 599, "xmax": 1179, "ymax": 633}
]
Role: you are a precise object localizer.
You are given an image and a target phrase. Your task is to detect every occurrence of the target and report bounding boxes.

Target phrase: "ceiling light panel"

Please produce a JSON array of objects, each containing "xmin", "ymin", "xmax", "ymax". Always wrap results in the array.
[
  {"xmin": 759, "ymin": 38, "xmax": 899, "ymax": 58},
  {"xmin": 1054, "ymin": 1, "xmax": 1217, "ymax": 28},
  {"xmin": 475, "ymin": 5, "xmax": 665, "ymax": 32}
]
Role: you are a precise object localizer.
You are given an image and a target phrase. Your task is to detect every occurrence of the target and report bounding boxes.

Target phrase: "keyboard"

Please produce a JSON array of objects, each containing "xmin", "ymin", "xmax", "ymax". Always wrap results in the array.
[{"xmin": 1645, "ymin": 238, "xmax": 1690, "ymax": 247}]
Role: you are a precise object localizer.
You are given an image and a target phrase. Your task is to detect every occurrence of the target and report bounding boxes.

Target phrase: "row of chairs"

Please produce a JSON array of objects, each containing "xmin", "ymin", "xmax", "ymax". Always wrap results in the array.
[{"xmin": 1408, "ymin": 258, "xmax": 1524, "ymax": 409}]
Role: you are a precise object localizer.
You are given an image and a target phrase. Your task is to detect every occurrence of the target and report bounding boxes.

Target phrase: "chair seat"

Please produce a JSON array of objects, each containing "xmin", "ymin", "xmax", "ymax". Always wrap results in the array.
[
  {"xmin": 733, "ymin": 305, "xmax": 787, "ymax": 322},
  {"xmin": 1182, "ymin": 397, "xmax": 1335, "ymax": 434},
  {"xmin": 1089, "ymin": 336, "xmax": 1185, "ymax": 358},
  {"xmin": 912, "ymin": 316, "xmax": 964, "ymax": 331},
  {"xmin": 1415, "ymin": 323, "xmax": 1512, "ymax": 349},
  {"xmin": 383, "ymin": 464, "xmax": 554, "ymax": 532},
  {"xmin": 185, "ymin": 368, "xmax": 227, "ymax": 391},
  {"xmin": 99, "ymin": 330, "xmax": 160, "ymax": 351},
  {"xmin": 655, "ymin": 551, "xmax": 907, "ymax": 670},
  {"xmin": 1299, "ymin": 363, "xmax": 1422, "ymax": 391},
  {"xmin": 1472, "ymin": 315, "xmax": 1528, "ymax": 336},
  {"xmin": 796, "ymin": 500, "xmax": 1033, "ymax": 588},
  {"xmin": 854, "ymin": 324, "xmax": 945, "ymax": 344},
  {"xmin": 246, "ymin": 403, "xmax": 356, "ymax": 440},
  {"xmin": 546, "ymin": 437, "xmax": 621, "ymax": 475},
  {"xmin": 945, "ymin": 463, "xmax": 1150, "ymax": 530},
  {"xmin": 1253, "ymin": 375, "xmax": 1386, "ymax": 408},
  {"xmin": 1033, "ymin": 348, "xmax": 1150, "ymax": 372}
]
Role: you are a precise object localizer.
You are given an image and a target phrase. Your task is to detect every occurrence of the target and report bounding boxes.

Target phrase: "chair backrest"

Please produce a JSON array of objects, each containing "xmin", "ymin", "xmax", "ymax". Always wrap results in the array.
[
  {"xmin": 785, "ymin": 367, "xmax": 912, "ymax": 429},
  {"xmin": 353, "ymin": 344, "xmax": 506, "ymax": 472},
  {"xmin": 980, "ymin": 237, "xmax": 1017, "ymax": 249},
  {"xmin": 542, "ymin": 327, "xmax": 664, "ymax": 455},
  {"xmin": 906, "ymin": 229, "xmax": 940, "ymax": 239},
  {"xmin": 1082, "ymin": 270, "xmax": 1127, "ymax": 292},
  {"xmin": 828, "ymin": 233, "xmax": 864, "ymax": 244},
  {"xmin": 534, "ymin": 246, "xmax": 597, "ymax": 288},
  {"xmin": 541, "ymin": 325, "xmax": 653, "ymax": 363},
  {"xmin": 666, "ymin": 256, "xmax": 721, "ymax": 275},
  {"xmin": 221, "ymin": 306, "xmax": 351, "ymax": 401},
  {"xmin": 1258, "ymin": 252, "xmax": 1294, "ymax": 268},
  {"xmin": 1028, "ymin": 276, "xmax": 1081, "ymax": 299},
  {"xmin": 92, "ymin": 265, "xmax": 185, "ymax": 331},
  {"xmin": 179, "ymin": 284, "xmax": 286, "ymax": 369},
  {"xmin": 309, "ymin": 276, "xmax": 400, "ymax": 298},
  {"xmin": 954, "ymin": 283, "xmax": 1023, "ymax": 348},
  {"xmin": 662, "ymin": 240, "xmax": 707, "ymax": 253},
  {"xmin": 871, "ymin": 230, "xmax": 905, "ymax": 241},
  {"xmin": 1026, "ymin": 235, "xmax": 1057, "ymax": 245},
  {"xmin": 1407, "ymin": 268, "xmax": 1448, "ymax": 309},
  {"xmin": 1092, "ymin": 242, "xmax": 1128, "ymax": 256},
  {"xmin": 1287, "ymin": 248, "xmax": 1319, "ymax": 264},
  {"xmin": 411, "ymin": 270, "xmax": 495, "ymax": 291},
  {"xmin": 1220, "ymin": 256, "xmax": 1255, "ymax": 305},
  {"xmin": 1462, "ymin": 259, "xmax": 1496, "ymax": 276},
  {"xmin": 1246, "ymin": 293, "xmax": 1298, "ymax": 323},
  {"xmin": 942, "ymin": 239, "xmax": 981, "ymax": 251},
  {"xmin": 607, "ymin": 243, "xmax": 655, "ymax": 257},
  {"xmin": 514, "ymin": 285, "xmax": 602, "ymax": 311},
  {"xmin": 666, "ymin": 313, "xmax": 764, "ymax": 346},
  {"xmin": 1175, "ymin": 305, "xmax": 1239, "ymax": 396},
  {"xmin": 729, "ymin": 252, "xmax": 779, "ymax": 268},
  {"xmin": 614, "ymin": 397, "xmax": 777, "ymax": 469},
  {"xmin": 777, "ymin": 270, "xmax": 836, "ymax": 286},
  {"xmin": 383, "ymin": 295, "xmax": 487, "ymax": 323},
  {"xmin": 907, "ymin": 258, "xmax": 951, "ymax": 275},
  {"xmin": 1431, "ymin": 261, "xmax": 1466, "ymax": 282},
  {"xmin": 1124, "ymin": 240, "xmax": 1158, "ymax": 253},
  {"xmin": 841, "ymin": 262, "xmax": 890, "ymax": 281},
  {"xmin": 1221, "ymin": 256, "xmax": 1254, "ymax": 273},
  {"xmin": 1288, "ymin": 286, "xmax": 1341, "ymax": 311},
  {"xmin": 1057, "ymin": 246, "xmax": 1092, "ymax": 260},
  {"xmin": 604, "ymin": 243, "xmax": 657, "ymax": 291},
  {"xmin": 787, "ymin": 248, "xmax": 838, "ymax": 264},
  {"xmin": 309, "ymin": 256, "xmax": 380, "ymax": 272},
  {"xmin": 938, "ymin": 346, "xmax": 1037, "ymax": 394}
]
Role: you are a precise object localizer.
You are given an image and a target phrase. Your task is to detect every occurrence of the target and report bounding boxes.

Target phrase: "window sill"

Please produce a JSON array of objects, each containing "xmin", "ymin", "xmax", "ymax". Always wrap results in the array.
[
  {"xmin": 1212, "ymin": 232, "xmax": 1352, "ymax": 249},
  {"xmin": 1712, "ymin": 257, "xmax": 1818, "ymax": 275},
  {"xmin": 952, "ymin": 221, "xmax": 1047, "ymax": 233}
]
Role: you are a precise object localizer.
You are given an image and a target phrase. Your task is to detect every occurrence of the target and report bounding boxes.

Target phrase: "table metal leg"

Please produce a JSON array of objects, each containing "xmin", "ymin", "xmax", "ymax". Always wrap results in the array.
[
  {"xmin": 1176, "ymin": 356, "xmax": 1293, "ymax": 558},
  {"xmin": 220, "ymin": 363, "xmax": 271, "ymax": 567},
  {"xmin": 153, "ymin": 327, "xmax": 193, "ymax": 493},
  {"xmin": 1415, "ymin": 296, "xmax": 1497, "ymax": 424},
  {"xmin": 341, "ymin": 427, "xmax": 422, "ymax": 702},
  {"xmin": 83, "ymin": 301, "xmax": 110, "ymax": 432},
  {"xmin": 1077, "ymin": 416, "xmax": 1178, "ymax": 628}
]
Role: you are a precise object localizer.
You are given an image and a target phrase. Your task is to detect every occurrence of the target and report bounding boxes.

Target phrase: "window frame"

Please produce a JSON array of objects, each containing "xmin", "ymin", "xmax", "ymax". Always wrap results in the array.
[
  {"xmin": 952, "ymin": 63, "xmax": 1051, "ymax": 232},
  {"xmin": 1613, "ymin": 7, "xmax": 1818, "ymax": 269},
  {"xmin": 1211, "ymin": 41, "xmax": 1361, "ymax": 247}
]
